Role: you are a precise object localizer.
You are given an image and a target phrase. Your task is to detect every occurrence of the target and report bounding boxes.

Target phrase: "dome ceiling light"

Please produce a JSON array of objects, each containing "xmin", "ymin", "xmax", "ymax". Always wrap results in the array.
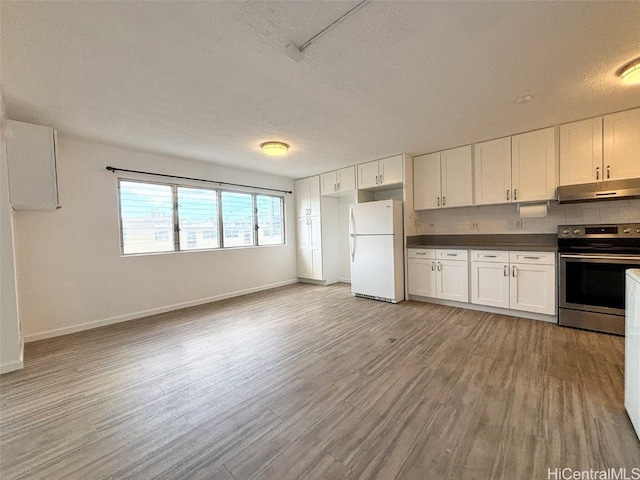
[{"xmin": 260, "ymin": 141, "xmax": 289, "ymax": 157}]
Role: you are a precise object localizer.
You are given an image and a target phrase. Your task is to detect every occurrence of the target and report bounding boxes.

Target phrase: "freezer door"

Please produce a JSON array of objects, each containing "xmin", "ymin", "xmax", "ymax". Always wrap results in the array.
[
  {"xmin": 351, "ymin": 235, "xmax": 398, "ymax": 301},
  {"xmin": 349, "ymin": 200, "xmax": 397, "ymax": 235}
]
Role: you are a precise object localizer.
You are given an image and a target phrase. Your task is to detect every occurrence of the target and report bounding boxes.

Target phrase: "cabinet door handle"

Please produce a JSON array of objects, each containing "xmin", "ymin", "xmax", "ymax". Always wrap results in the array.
[
  {"xmin": 606, "ymin": 165, "xmax": 610, "ymax": 179},
  {"xmin": 437, "ymin": 262, "xmax": 442, "ymax": 271},
  {"xmin": 484, "ymin": 255, "xmax": 497, "ymax": 258},
  {"xmin": 513, "ymin": 189, "xmax": 517, "ymax": 201},
  {"xmin": 442, "ymin": 196, "xmax": 446, "ymax": 206},
  {"xmin": 596, "ymin": 166, "xmax": 600, "ymax": 180},
  {"xmin": 437, "ymin": 196, "xmax": 440, "ymax": 207},
  {"xmin": 334, "ymin": 183, "xmax": 337, "ymax": 192},
  {"xmin": 375, "ymin": 175, "xmax": 379, "ymax": 185},
  {"xmin": 431, "ymin": 262, "xmax": 435, "ymax": 271},
  {"xmin": 523, "ymin": 256, "xmax": 540, "ymax": 260},
  {"xmin": 506, "ymin": 189, "xmax": 510, "ymax": 201},
  {"xmin": 337, "ymin": 182, "xmax": 341, "ymax": 191},
  {"xmin": 512, "ymin": 266, "xmax": 517, "ymax": 277},
  {"xmin": 379, "ymin": 174, "xmax": 383, "ymax": 184},
  {"xmin": 446, "ymin": 253, "xmax": 457, "ymax": 257},
  {"xmin": 504, "ymin": 265, "xmax": 509, "ymax": 277}
]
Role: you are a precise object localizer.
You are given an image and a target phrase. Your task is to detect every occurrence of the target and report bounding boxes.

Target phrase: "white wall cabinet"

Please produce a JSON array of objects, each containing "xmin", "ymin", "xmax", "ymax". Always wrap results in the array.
[
  {"xmin": 511, "ymin": 127, "xmax": 558, "ymax": 202},
  {"xmin": 295, "ymin": 176, "xmax": 321, "ymax": 217},
  {"xmin": 295, "ymin": 176, "xmax": 323, "ymax": 280},
  {"xmin": 414, "ymin": 146, "xmax": 473, "ymax": 210},
  {"xmin": 604, "ymin": 108, "xmax": 640, "ymax": 181},
  {"xmin": 413, "ymin": 152, "xmax": 441, "ymax": 210},
  {"xmin": 470, "ymin": 250, "xmax": 555, "ymax": 315},
  {"xmin": 357, "ymin": 154, "xmax": 403, "ymax": 190},
  {"xmin": 296, "ymin": 216, "xmax": 323, "ymax": 280},
  {"xmin": 5, "ymin": 120, "xmax": 60, "ymax": 211},
  {"xmin": 320, "ymin": 166, "xmax": 356, "ymax": 196},
  {"xmin": 407, "ymin": 248, "xmax": 468, "ymax": 302},
  {"xmin": 474, "ymin": 137, "xmax": 512, "ymax": 205},
  {"xmin": 559, "ymin": 117, "xmax": 604, "ymax": 186}
]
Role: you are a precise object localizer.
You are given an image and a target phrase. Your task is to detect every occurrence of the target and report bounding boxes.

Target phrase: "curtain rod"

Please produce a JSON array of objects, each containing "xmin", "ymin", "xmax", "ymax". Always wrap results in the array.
[{"xmin": 105, "ymin": 166, "xmax": 292, "ymax": 195}]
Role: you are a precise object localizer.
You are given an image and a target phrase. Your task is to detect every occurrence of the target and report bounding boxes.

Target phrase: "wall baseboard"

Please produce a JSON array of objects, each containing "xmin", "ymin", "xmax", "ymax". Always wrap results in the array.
[
  {"xmin": 23, "ymin": 279, "xmax": 298, "ymax": 343},
  {"xmin": 0, "ymin": 359, "xmax": 24, "ymax": 375}
]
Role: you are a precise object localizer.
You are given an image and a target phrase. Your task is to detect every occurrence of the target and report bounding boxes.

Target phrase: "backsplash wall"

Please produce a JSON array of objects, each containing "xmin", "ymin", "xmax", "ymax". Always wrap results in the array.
[{"xmin": 414, "ymin": 199, "xmax": 640, "ymax": 235}]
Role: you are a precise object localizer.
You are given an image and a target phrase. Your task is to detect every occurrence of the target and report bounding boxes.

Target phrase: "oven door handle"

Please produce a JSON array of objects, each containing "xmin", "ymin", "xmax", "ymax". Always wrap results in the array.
[{"xmin": 560, "ymin": 253, "xmax": 640, "ymax": 261}]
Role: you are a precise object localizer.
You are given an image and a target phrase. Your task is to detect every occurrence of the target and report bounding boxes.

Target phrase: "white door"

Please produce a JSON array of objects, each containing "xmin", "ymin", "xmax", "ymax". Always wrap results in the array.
[
  {"xmin": 474, "ymin": 137, "xmax": 512, "ymax": 205},
  {"xmin": 309, "ymin": 216, "xmax": 323, "ymax": 280},
  {"xmin": 320, "ymin": 171, "xmax": 338, "ymax": 196},
  {"xmin": 350, "ymin": 200, "xmax": 395, "ymax": 235},
  {"xmin": 296, "ymin": 217, "xmax": 311, "ymax": 278},
  {"xmin": 357, "ymin": 160, "xmax": 379, "ymax": 189},
  {"xmin": 408, "ymin": 259, "xmax": 436, "ymax": 297},
  {"xmin": 559, "ymin": 117, "xmax": 603, "ymax": 186},
  {"xmin": 470, "ymin": 261, "xmax": 510, "ymax": 308},
  {"xmin": 441, "ymin": 145, "xmax": 473, "ymax": 208},
  {"xmin": 295, "ymin": 178, "xmax": 310, "ymax": 217},
  {"xmin": 307, "ymin": 176, "xmax": 321, "ymax": 216},
  {"xmin": 436, "ymin": 260, "xmax": 469, "ymax": 302},
  {"xmin": 509, "ymin": 263, "xmax": 556, "ymax": 315},
  {"xmin": 351, "ymin": 235, "xmax": 396, "ymax": 300},
  {"xmin": 511, "ymin": 127, "xmax": 558, "ymax": 202},
  {"xmin": 604, "ymin": 108, "xmax": 640, "ymax": 181},
  {"xmin": 379, "ymin": 155, "xmax": 403, "ymax": 186},
  {"xmin": 337, "ymin": 166, "xmax": 356, "ymax": 193},
  {"xmin": 414, "ymin": 152, "xmax": 441, "ymax": 210}
]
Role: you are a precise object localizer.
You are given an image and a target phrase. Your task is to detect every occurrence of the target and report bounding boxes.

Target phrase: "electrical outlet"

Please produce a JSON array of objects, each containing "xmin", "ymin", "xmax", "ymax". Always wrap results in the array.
[
  {"xmin": 515, "ymin": 219, "xmax": 523, "ymax": 229},
  {"xmin": 470, "ymin": 221, "xmax": 480, "ymax": 230}
]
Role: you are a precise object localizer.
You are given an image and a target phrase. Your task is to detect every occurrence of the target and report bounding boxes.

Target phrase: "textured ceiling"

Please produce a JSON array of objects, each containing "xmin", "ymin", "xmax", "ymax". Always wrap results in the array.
[{"xmin": 2, "ymin": 1, "xmax": 640, "ymax": 179}]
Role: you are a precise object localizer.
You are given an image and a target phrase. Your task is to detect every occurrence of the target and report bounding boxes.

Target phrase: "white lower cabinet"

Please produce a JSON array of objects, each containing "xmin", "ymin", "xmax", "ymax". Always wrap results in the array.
[
  {"xmin": 471, "ymin": 250, "xmax": 556, "ymax": 316},
  {"xmin": 470, "ymin": 251, "xmax": 510, "ymax": 308},
  {"xmin": 509, "ymin": 252, "xmax": 556, "ymax": 315},
  {"xmin": 408, "ymin": 249, "xmax": 468, "ymax": 302}
]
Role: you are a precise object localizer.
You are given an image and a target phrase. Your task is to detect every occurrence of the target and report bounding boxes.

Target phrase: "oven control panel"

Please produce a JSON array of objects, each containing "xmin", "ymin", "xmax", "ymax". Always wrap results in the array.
[{"xmin": 558, "ymin": 223, "xmax": 640, "ymax": 238}]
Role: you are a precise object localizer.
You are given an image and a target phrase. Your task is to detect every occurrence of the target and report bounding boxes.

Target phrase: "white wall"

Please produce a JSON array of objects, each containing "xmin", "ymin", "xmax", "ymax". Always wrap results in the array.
[
  {"xmin": 0, "ymin": 132, "xmax": 23, "ymax": 373},
  {"xmin": 13, "ymin": 137, "xmax": 297, "ymax": 341},
  {"xmin": 415, "ymin": 199, "xmax": 640, "ymax": 235}
]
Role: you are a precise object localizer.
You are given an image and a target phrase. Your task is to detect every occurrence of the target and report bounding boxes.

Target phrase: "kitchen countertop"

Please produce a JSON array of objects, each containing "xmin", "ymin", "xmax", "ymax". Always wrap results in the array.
[{"xmin": 406, "ymin": 234, "xmax": 557, "ymax": 252}]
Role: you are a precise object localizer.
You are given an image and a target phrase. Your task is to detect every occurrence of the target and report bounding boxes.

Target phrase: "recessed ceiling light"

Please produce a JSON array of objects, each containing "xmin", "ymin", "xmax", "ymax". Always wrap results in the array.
[
  {"xmin": 516, "ymin": 95, "xmax": 532, "ymax": 105},
  {"xmin": 260, "ymin": 141, "xmax": 289, "ymax": 157},
  {"xmin": 620, "ymin": 57, "xmax": 640, "ymax": 85}
]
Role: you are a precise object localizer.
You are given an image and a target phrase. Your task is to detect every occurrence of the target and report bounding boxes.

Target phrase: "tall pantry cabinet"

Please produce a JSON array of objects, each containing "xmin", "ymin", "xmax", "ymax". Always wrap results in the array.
[{"xmin": 295, "ymin": 176, "xmax": 339, "ymax": 284}]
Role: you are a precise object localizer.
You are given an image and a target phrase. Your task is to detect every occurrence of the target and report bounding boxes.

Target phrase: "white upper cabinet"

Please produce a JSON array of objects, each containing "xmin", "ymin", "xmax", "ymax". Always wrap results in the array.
[
  {"xmin": 357, "ymin": 154, "xmax": 403, "ymax": 190},
  {"xmin": 414, "ymin": 152, "xmax": 441, "ymax": 210},
  {"xmin": 414, "ymin": 147, "xmax": 472, "ymax": 210},
  {"xmin": 511, "ymin": 127, "xmax": 558, "ymax": 202},
  {"xmin": 604, "ymin": 108, "xmax": 640, "ymax": 181},
  {"xmin": 321, "ymin": 166, "xmax": 356, "ymax": 196},
  {"xmin": 295, "ymin": 176, "xmax": 321, "ymax": 217},
  {"xmin": 474, "ymin": 137, "xmax": 512, "ymax": 205},
  {"xmin": 559, "ymin": 117, "xmax": 603, "ymax": 186},
  {"xmin": 440, "ymin": 145, "xmax": 473, "ymax": 208},
  {"xmin": 5, "ymin": 120, "xmax": 60, "ymax": 211}
]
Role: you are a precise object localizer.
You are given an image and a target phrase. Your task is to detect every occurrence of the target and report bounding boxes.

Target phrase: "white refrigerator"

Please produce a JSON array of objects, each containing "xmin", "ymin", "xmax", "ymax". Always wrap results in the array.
[{"xmin": 349, "ymin": 199, "xmax": 404, "ymax": 303}]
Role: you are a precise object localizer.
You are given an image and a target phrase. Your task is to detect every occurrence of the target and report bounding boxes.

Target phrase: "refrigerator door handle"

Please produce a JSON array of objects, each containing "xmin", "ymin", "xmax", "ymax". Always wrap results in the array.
[{"xmin": 349, "ymin": 209, "xmax": 355, "ymax": 262}]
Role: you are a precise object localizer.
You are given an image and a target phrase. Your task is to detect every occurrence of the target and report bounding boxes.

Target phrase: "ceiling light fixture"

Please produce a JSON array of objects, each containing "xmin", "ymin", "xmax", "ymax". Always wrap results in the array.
[
  {"xmin": 261, "ymin": 141, "xmax": 289, "ymax": 157},
  {"xmin": 620, "ymin": 57, "xmax": 640, "ymax": 85},
  {"xmin": 285, "ymin": 0, "xmax": 371, "ymax": 63}
]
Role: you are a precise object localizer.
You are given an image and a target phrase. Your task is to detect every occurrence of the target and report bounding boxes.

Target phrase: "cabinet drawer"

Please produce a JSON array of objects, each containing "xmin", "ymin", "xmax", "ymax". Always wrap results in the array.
[
  {"xmin": 509, "ymin": 251, "xmax": 556, "ymax": 265},
  {"xmin": 436, "ymin": 249, "xmax": 469, "ymax": 261},
  {"xmin": 408, "ymin": 248, "xmax": 435, "ymax": 259},
  {"xmin": 470, "ymin": 250, "xmax": 509, "ymax": 263}
]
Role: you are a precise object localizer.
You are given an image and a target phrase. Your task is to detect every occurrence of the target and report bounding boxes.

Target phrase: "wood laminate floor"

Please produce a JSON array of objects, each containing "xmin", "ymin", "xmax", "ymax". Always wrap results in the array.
[{"xmin": 1, "ymin": 283, "xmax": 639, "ymax": 479}]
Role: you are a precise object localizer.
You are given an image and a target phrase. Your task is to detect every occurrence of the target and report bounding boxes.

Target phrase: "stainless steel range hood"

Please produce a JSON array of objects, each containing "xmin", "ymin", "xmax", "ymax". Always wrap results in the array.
[{"xmin": 557, "ymin": 178, "xmax": 640, "ymax": 203}]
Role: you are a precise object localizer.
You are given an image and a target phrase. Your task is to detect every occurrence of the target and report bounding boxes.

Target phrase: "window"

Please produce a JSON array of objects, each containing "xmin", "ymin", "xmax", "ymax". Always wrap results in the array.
[
  {"xmin": 119, "ymin": 181, "xmax": 174, "ymax": 255},
  {"xmin": 118, "ymin": 179, "xmax": 285, "ymax": 254}
]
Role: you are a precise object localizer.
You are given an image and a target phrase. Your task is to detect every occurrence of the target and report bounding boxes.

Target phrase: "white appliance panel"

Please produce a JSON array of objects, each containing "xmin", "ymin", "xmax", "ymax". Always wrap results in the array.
[
  {"xmin": 351, "ymin": 235, "xmax": 397, "ymax": 300},
  {"xmin": 350, "ymin": 199, "xmax": 396, "ymax": 235}
]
